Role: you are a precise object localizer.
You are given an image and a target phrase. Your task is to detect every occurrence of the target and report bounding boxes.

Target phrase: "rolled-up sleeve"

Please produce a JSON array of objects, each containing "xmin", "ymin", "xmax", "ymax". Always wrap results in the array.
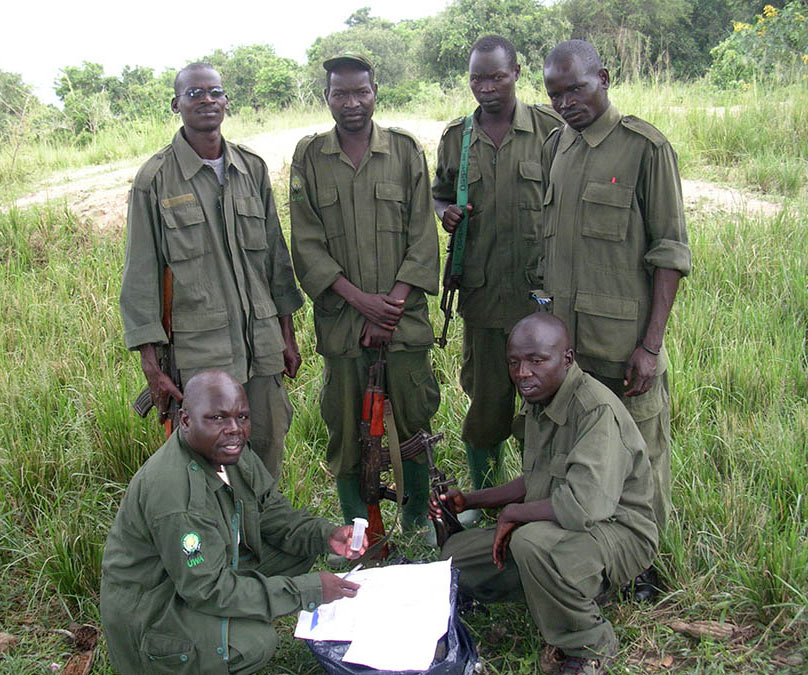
[
  {"xmin": 639, "ymin": 142, "xmax": 691, "ymax": 276},
  {"xmin": 551, "ymin": 405, "xmax": 633, "ymax": 531}
]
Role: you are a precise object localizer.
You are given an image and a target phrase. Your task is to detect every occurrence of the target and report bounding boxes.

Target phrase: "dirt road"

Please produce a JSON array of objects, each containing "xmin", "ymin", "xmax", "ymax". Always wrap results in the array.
[{"xmin": 13, "ymin": 118, "xmax": 781, "ymax": 232}]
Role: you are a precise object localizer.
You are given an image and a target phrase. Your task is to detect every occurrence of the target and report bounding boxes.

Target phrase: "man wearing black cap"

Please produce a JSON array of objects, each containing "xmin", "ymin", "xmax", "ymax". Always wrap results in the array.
[{"xmin": 289, "ymin": 54, "xmax": 440, "ymax": 532}]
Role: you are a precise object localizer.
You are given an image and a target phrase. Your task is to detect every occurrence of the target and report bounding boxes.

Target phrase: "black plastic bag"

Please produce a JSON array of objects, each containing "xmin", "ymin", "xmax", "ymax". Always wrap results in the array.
[{"xmin": 305, "ymin": 567, "xmax": 477, "ymax": 674}]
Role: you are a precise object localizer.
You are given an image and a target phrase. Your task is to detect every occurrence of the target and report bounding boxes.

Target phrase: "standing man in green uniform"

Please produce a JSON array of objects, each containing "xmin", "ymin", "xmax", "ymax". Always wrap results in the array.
[
  {"xmin": 431, "ymin": 314, "xmax": 658, "ymax": 675},
  {"xmin": 289, "ymin": 54, "xmax": 440, "ymax": 530},
  {"xmin": 540, "ymin": 40, "xmax": 691, "ymax": 598},
  {"xmin": 101, "ymin": 370, "xmax": 366, "ymax": 673},
  {"xmin": 120, "ymin": 63, "xmax": 304, "ymax": 479},
  {"xmin": 432, "ymin": 35, "xmax": 562, "ymax": 503}
]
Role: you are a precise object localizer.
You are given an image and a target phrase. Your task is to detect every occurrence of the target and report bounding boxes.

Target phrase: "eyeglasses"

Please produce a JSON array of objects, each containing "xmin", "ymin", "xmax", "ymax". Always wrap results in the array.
[{"xmin": 181, "ymin": 87, "xmax": 227, "ymax": 99}]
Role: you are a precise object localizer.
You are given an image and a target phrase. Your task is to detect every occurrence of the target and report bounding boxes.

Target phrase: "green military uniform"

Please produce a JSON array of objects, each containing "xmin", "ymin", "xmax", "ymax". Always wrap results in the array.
[
  {"xmin": 540, "ymin": 104, "xmax": 691, "ymax": 527},
  {"xmin": 120, "ymin": 130, "xmax": 304, "ymax": 477},
  {"xmin": 101, "ymin": 431, "xmax": 335, "ymax": 674},
  {"xmin": 432, "ymin": 101, "xmax": 562, "ymax": 487},
  {"xmin": 289, "ymin": 122, "xmax": 440, "ymax": 527},
  {"xmin": 443, "ymin": 363, "xmax": 658, "ymax": 660}
]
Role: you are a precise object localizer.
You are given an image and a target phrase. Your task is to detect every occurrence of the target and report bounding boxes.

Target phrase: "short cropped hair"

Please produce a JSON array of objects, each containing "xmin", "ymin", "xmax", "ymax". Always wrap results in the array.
[
  {"xmin": 174, "ymin": 62, "xmax": 218, "ymax": 95},
  {"xmin": 545, "ymin": 40, "xmax": 603, "ymax": 74},
  {"xmin": 469, "ymin": 34, "xmax": 518, "ymax": 69}
]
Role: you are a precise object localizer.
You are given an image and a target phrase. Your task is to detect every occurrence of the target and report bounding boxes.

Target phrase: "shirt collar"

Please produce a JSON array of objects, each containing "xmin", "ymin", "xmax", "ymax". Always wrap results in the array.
[
  {"xmin": 558, "ymin": 103, "xmax": 621, "ymax": 153},
  {"xmin": 321, "ymin": 121, "xmax": 389, "ymax": 156},
  {"xmin": 176, "ymin": 428, "xmax": 253, "ymax": 489},
  {"xmin": 532, "ymin": 362, "xmax": 584, "ymax": 426},
  {"xmin": 172, "ymin": 128, "xmax": 247, "ymax": 181},
  {"xmin": 471, "ymin": 99, "xmax": 532, "ymax": 145}
]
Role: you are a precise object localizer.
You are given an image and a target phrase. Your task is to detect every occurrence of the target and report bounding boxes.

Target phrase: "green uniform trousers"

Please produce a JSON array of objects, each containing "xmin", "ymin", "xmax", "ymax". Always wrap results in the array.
[
  {"xmin": 593, "ymin": 372, "xmax": 671, "ymax": 529},
  {"xmin": 320, "ymin": 349, "xmax": 440, "ymax": 521},
  {"xmin": 244, "ymin": 374, "xmax": 292, "ymax": 481},
  {"xmin": 442, "ymin": 521, "xmax": 652, "ymax": 660},
  {"xmin": 460, "ymin": 325, "xmax": 516, "ymax": 448}
]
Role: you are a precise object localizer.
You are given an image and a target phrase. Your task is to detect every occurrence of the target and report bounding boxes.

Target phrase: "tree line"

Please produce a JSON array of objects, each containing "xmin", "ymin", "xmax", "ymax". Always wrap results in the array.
[{"xmin": 1, "ymin": 0, "xmax": 805, "ymax": 149}]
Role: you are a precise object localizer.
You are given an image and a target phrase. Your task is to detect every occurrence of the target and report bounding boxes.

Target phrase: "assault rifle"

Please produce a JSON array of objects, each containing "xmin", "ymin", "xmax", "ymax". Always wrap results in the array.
[
  {"xmin": 132, "ymin": 267, "xmax": 181, "ymax": 438},
  {"xmin": 422, "ymin": 433, "xmax": 464, "ymax": 547},
  {"xmin": 436, "ymin": 114, "xmax": 473, "ymax": 349}
]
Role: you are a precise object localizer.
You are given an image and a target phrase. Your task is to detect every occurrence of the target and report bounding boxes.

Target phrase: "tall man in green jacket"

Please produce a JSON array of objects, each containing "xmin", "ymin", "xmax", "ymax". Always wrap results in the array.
[
  {"xmin": 540, "ymin": 40, "xmax": 691, "ymax": 597},
  {"xmin": 101, "ymin": 370, "xmax": 366, "ymax": 674},
  {"xmin": 432, "ymin": 314, "xmax": 657, "ymax": 675},
  {"xmin": 120, "ymin": 63, "xmax": 303, "ymax": 479},
  {"xmin": 432, "ymin": 35, "xmax": 562, "ymax": 502},
  {"xmin": 290, "ymin": 54, "xmax": 440, "ymax": 529}
]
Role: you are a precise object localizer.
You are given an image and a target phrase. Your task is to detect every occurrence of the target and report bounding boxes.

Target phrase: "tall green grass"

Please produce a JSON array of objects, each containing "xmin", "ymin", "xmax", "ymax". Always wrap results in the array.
[{"xmin": 1, "ymin": 177, "xmax": 806, "ymax": 670}]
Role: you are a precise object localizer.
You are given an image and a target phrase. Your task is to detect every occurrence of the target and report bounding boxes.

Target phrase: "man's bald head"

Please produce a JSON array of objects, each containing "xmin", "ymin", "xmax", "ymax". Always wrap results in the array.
[
  {"xmin": 174, "ymin": 62, "xmax": 219, "ymax": 96},
  {"xmin": 507, "ymin": 314, "xmax": 574, "ymax": 404},
  {"xmin": 545, "ymin": 40, "xmax": 603, "ymax": 76},
  {"xmin": 179, "ymin": 371, "xmax": 251, "ymax": 468}
]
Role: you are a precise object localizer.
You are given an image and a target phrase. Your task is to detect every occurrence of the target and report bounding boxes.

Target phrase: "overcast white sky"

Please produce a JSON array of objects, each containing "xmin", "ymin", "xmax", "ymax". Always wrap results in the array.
[{"xmin": 3, "ymin": 0, "xmax": 449, "ymax": 104}]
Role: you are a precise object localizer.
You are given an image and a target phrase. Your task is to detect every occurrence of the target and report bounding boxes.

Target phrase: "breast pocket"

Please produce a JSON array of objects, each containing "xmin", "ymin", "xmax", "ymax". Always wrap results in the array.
[
  {"xmin": 542, "ymin": 183, "xmax": 556, "ymax": 238},
  {"xmin": 375, "ymin": 182, "xmax": 406, "ymax": 232},
  {"xmin": 235, "ymin": 196, "xmax": 267, "ymax": 250},
  {"xmin": 317, "ymin": 186, "xmax": 345, "ymax": 241},
  {"xmin": 581, "ymin": 181, "xmax": 633, "ymax": 241},
  {"xmin": 518, "ymin": 161, "xmax": 543, "ymax": 241},
  {"xmin": 459, "ymin": 163, "xmax": 485, "ymax": 289},
  {"xmin": 574, "ymin": 291, "xmax": 639, "ymax": 364},
  {"xmin": 376, "ymin": 182, "xmax": 407, "ymax": 289},
  {"xmin": 163, "ymin": 204, "xmax": 207, "ymax": 262}
]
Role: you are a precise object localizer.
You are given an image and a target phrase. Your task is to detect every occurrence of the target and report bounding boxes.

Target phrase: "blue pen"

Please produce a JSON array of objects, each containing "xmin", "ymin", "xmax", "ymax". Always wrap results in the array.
[{"xmin": 310, "ymin": 564, "xmax": 363, "ymax": 631}]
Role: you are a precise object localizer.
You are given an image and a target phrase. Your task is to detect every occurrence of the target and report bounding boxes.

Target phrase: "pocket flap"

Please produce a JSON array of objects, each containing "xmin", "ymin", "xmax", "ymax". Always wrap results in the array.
[
  {"xmin": 234, "ymin": 196, "xmax": 264, "ymax": 218},
  {"xmin": 582, "ymin": 181, "xmax": 632, "ymax": 209},
  {"xmin": 163, "ymin": 205, "xmax": 205, "ymax": 229},
  {"xmin": 550, "ymin": 453, "xmax": 568, "ymax": 478},
  {"xmin": 375, "ymin": 182, "xmax": 405, "ymax": 202},
  {"xmin": 519, "ymin": 161, "xmax": 543, "ymax": 181},
  {"xmin": 543, "ymin": 182, "xmax": 554, "ymax": 207},
  {"xmin": 318, "ymin": 186, "xmax": 338, "ymax": 208},
  {"xmin": 173, "ymin": 309, "xmax": 229, "ymax": 332},
  {"xmin": 574, "ymin": 292, "xmax": 638, "ymax": 320},
  {"xmin": 253, "ymin": 301, "xmax": 278, "ymax": 320}
]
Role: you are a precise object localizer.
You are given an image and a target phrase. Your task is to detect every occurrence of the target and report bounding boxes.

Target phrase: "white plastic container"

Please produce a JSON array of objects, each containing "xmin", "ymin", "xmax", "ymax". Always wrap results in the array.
[{"xmin": 350, "ymin": 517, "xmax": 368, "ymax": 551}]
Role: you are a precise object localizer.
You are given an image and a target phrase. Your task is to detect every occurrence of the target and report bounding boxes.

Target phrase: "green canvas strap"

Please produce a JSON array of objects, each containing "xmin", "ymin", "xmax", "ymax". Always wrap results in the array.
[{"xmin": 450, "ymin": 114, "xmax": 474, "ymax": 279}]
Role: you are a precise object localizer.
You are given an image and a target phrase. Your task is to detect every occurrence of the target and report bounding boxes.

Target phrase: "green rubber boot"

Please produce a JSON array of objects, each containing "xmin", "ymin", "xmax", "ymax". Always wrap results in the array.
[
  {"xmin": 464, "ymin": 442, "xmax": 503, "ymax": 490},
  {"xmin": 335, "ymin": 475, "xmax": 368, "ymax": 525},
  {"xmin": 401, "ymin": 460, "xmax": 430, "ymax": 532}
]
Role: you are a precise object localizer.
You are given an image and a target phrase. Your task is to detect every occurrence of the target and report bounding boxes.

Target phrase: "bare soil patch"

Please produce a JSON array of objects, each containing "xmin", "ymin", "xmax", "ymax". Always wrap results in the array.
[{"xmin": 12, "ymin": 119, "xmax": 781, "ymax": 232}]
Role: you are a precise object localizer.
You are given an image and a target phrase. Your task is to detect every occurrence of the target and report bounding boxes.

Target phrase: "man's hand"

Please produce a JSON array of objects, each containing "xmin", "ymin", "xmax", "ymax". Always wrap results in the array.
[
  {"xmin": 328, "ymin": 524, "xmax": 367, "ymax": 560},
  {"xmin": 279, "ymin": 315, "xmax": 302, "ymax": 378},
  {"xmin": 360, "ymin": 320, "xmax": 394, "ymax": 348},
  {"xmin": 492, "ymin": 504, "xmax": 523, "ymax": 569},
  {"xmin": 139, "ymin": 343, "xmax": 183, "ymax": 418},
  {"xmin": 624, "ymin": 346, "xmax": 657, "ymax": 397},
  {"xmin": 318, "ymin": 571, "xmax": 360, "ymax": 604},
  {"xmin": 440, "ymin": 203, "xmax": 473, "ymax": 234},
  {"xmin": 352, "ymin": 292, "xmax": 405, "ymax": 329},
  {"xmin": 428, "ymin": 488, "xmax": 467, "ymax": 521}
]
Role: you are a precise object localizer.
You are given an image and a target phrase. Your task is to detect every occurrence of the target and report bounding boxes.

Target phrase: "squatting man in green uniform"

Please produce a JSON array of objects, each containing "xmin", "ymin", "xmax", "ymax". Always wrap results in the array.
[
  {"xmin": 101, "ymin": 370, "xmax": 367, "ymax": 674},
  {"xmin": 540, "ymin": 40, "xmax": 691, "ymax": 600},
  {"xmin": 432, "ymin": 36, "xmax": 561, "ymax": 517},
  {"xmin": 430, "ymin": 314, "xmax": 658, "ymax": 675},
  {"xmin": 120, "ymin": 63, "xmax": 304, "ymax": 479},
  {"xmin": 290, "ymin": 54, "xmax": 440, "ymax": 531}
]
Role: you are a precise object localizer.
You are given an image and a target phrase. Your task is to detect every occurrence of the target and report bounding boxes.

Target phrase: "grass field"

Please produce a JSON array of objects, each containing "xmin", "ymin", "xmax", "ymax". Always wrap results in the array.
[{"xmin": 0, "ymin": 82, "xmax": 807, "ymax": 673}]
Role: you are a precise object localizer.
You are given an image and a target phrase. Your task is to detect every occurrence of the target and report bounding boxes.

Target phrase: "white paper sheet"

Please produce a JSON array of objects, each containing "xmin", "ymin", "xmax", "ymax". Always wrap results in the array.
[{"xmin": 294, "ymin": 559, "xmax": 453, "ymax": 671}]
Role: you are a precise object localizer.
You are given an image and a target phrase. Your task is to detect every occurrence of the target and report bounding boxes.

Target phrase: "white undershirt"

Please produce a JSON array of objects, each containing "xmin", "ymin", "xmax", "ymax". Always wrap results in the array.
[
  {"xmin": 202, "ymin": 155, "xmax": 225, "ymax": 184},
  {"xmin": 216, "ymin": 467, "xmax": 240, "ymax": 544}
]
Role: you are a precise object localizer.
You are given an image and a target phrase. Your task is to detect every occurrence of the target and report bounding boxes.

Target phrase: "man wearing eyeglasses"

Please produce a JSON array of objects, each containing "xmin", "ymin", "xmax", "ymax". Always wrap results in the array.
[{"xmin": 120, "ymin": 63, "xmax": 304, "ymax": 480}]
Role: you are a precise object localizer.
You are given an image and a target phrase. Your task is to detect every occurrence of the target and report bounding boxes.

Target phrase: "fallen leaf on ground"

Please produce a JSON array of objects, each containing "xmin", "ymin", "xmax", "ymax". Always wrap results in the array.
[
  {"xmin": 540, "ymin": 645, "xmax": 564, "ymax": 673},
  {"xmin": 668, "ymin": 620, "xmax": 736, "ymax": 641},
  {"xmin": 628, "ymin": 652, "xmax": 675, "ymax": 669},
  {"xmin": 62, "ymin": 652, "xmax": 94, "ymax": 675},
  {"xmin": 771, "ymin": 652, "xmax": 804, "ymax": 667},
  {"xmin": 0, "ymin": 633, "xmax": 18, "ymax": 655}
]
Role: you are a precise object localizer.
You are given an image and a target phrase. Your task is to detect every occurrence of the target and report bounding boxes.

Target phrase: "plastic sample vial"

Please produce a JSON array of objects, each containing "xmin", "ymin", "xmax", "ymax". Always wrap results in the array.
[{"xmin": 351, "ymin": 517, "xmax": 368, "ymax": 551}]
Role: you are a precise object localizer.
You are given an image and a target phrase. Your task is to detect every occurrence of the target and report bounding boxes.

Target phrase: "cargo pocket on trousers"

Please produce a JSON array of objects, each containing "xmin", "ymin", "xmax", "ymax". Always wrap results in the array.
[
  {"xmin": 172, "ymin": 309, "xmax": 233, "ymax": 369},
  {"xmin": 409, "ymin": 360, "xmax": 440, "ymax": 425},
  {"xmin": 140, "ymin": 630, "xmax": 196, "ymax": 672},
  {"xmin": 574, "ymin": 291, "xmax": 638, "ymax": 364}
]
